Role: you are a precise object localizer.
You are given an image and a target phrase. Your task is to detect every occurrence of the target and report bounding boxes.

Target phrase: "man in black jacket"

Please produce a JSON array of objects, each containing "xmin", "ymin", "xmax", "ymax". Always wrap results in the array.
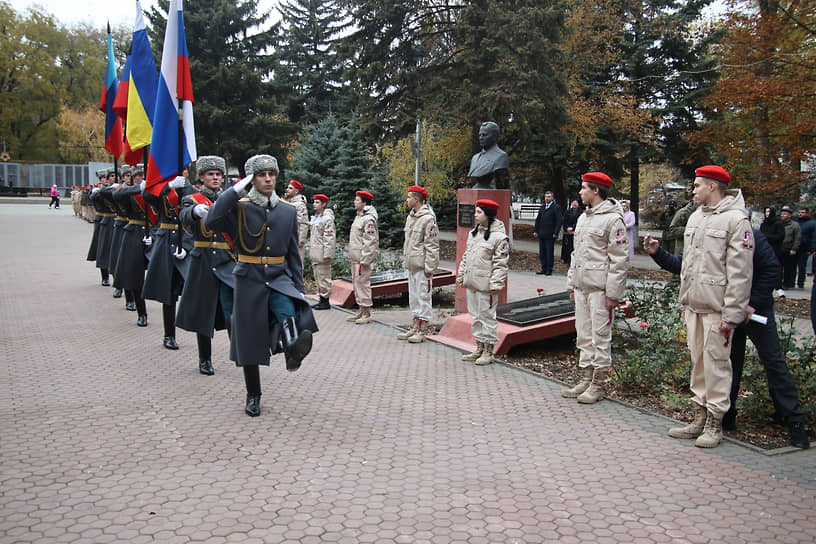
[
  {"xmin": 644, "ymin": 230, "xmax": 809, "ymax": 449},
  {"xmin": 533, "ymin": 191, "xmax": 563, "ymax": 275}
]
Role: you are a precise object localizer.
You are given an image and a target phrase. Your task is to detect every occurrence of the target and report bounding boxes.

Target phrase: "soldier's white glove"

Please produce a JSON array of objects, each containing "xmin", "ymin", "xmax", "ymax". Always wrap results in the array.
[
  {"xmin": 193, "ymin": 203, "xmax": 209, "ymax": 218},
  {"xmin": 139, "ymin": 180, "xmax": 146, "ymax": 192},
  {"xmin": 173, "ymin": 246, "xmax": 187, "ymax": 260},
  {"xmin": 232, "ymin": 174, "xmax": 253, "ymax": 195},
  {"xmin": 91, "ymin": 187, "xmax": 100, "ymax": 194},
  {"xmin": 142, "ymin": 235, "xmax": 152, "ymax": 247},
  {"xmin": 168, "ymin": 176, "xmax": 186, "ymax": 189}
]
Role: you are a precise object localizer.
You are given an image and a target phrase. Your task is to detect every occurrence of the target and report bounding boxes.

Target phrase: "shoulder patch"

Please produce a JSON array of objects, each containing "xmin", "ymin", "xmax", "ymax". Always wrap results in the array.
[
  {"xmin": 615, "ymin": 228, "xmax": 627, "ymax": 244},
  {"xmin": 742, "ymin": 230, "xmax": 754, "ymax": 249},
  {"xmin": 498, "ymin": 240, "xmax": 510, "ymax": 258},
  {"xmin": 428, "ymin": 224, "xmax": 438, "ymax": 238}
]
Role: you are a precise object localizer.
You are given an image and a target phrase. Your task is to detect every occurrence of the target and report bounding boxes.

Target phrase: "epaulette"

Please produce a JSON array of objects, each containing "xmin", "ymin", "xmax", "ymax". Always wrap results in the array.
[
  {"xmin": 280, "ymin": 200, "xmax": 295, "ymax": 207},
  {"xmin": 239, "ymin": 197, "xmax": 251, "ymax": 202}
]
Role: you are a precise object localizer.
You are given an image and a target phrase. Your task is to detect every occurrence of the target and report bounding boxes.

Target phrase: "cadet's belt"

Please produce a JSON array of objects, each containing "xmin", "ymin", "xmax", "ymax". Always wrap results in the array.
[
  {"xmin": 159, "ymin": 222, "xmax": 178, "ymax": 230},
  {"xmin": 194, "ymin": 241, "xmax": 231, "ymax": 250},
  {"xmin": 238, "ymin": 255, "xmax": 285, "ymax": 265},
  {"xmin": 128, "ymin": 219, "xmax": 146, "ymax": 226},
  {"xmin": 115, "ymin": 215, "xmax": 127, "ymax": 222},
  {"xmin": 97, "ymin": 212, "xmax": 115, "ymax": 217}
]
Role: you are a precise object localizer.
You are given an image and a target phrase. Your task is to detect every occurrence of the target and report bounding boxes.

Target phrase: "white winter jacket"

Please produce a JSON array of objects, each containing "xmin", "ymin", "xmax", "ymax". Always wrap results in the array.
[
  {"xmin": 402, "ymin": 204, "xmax": 440, "ymax": 275},
  {"xmin": 348, "ymin": 206, "xmax": 379, "ymax": 265},
  {"xmin": 457, "ymin": 219, "xmax": 510, "ymax": 293}
]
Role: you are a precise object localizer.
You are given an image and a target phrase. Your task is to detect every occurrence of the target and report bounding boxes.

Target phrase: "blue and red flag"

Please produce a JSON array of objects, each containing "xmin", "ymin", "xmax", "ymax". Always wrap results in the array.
[
  {"xmin": 112, "ymin": 55, "xmax": 144, "ymax": 166},
  {"xmin": 99, "ymin": 23, "xmax": 124, "ymax": 158},
  {"xmin": 146, "ymin": 0, "xmax": 197, "ymax": 196}
]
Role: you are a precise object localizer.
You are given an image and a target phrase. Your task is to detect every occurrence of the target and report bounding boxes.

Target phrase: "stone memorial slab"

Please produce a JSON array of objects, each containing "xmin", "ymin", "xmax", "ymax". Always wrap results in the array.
[{"xmin": 496, "ymin": 292, "xmax": 575, "ymax": 326}]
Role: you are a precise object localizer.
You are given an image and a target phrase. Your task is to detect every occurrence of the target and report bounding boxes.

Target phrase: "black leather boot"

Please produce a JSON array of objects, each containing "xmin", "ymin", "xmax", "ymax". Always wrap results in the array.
[
  {"xmin": 137, "ymin": 315, "xmax": 148, "ymax": 327},
  {"xmin": 245, "ymin": 395, "xmax": 261, "ymax": 417},
  {"xmin": 281, "ymin": 316, "xmax": 312, "ymax": 372},
  {"xmin": 126, "ymin": 301, "xmax": 137, "ymax": 311},
  {"xmin": 163, "ymin": 336, "xmax": 179, "ymax": 350},
  {"xmin": 113, "ymin": 288, "xmax": 123, "ymax": 298},
  {"xmin": 312, "ymin": 296, "xmax": 331, "ymax": 310},
  {"xmin": 789, "ymin": 421, "xmax": 810, "ymax": 449},
  {"xmin": 101, "ymin": 278, "xmax": 110, "ymax": 286},
  {"xmin": 199, "ymin": 360, "xmax": 214, "ymax": 375}
]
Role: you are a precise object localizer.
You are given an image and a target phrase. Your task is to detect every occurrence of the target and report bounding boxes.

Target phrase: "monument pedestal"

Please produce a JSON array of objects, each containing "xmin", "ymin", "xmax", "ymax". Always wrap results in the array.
[{"xmin": 454, "ymin": 188, "xmax": 511, "ymax": 313}]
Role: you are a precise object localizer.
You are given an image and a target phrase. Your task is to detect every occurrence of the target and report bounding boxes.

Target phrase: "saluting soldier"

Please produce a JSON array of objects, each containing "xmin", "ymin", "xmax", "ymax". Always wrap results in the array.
[
  {"xmin": 284, "ymin": 179, "xmax": 309, "ymax": 263},
  {"xmin": 109, "ymin": 166, "xmax": 131, "ymax": 301},
  {"xmin": 205, "ymin": 155, "xmax": 317, "ymax": 417},
  {"xmin": 176, "ymin": 156, "xmax": 236, "ymax": 376},
  {"xmin": 346, "ymin": 190, "xmax": 379, "ymax": 325},
  {"xmin": 308, "ymin": 194, "xmax": 335, "ymax": 310},
  {"xmin": 142, "ymin": 170, "xmax": 195, "ymax": 350},
  {"xmin": 114, "ymin": 165, "xmax": 151, "ymax": 326},
  {"xmin": 87, "ymin": 168, "xmax": 116, "ymax": 286}
]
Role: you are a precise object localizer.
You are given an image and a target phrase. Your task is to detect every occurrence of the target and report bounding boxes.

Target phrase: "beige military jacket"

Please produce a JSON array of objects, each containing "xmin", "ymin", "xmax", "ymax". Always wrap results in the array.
[
  {"xmin": 457, "ymin": 219, "xmax": 510, "ymax": 293},
  {"xmin": 566, "ymin": 198, "xmax": 629, "ymax": 301},
  {"xmin": 286, "ymin": 193, "xmax": 309, "ymax": 247},
  {"xmin": 402, "ymin": 204, "xmax": 440, "ymax": 275},
  {"xmin": 309, "ymin": 208, "xmax": 336, "ymax": 263},
  {"xmin": 679, "ymin": 189, "xmax": 754, "ymax": 324},
  {"xmin": 348, "ymin": 206, "xmax": 379, "ymax": 265}
]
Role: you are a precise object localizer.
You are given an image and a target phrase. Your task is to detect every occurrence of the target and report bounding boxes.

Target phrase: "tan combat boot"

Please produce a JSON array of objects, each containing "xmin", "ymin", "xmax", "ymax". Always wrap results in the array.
[
  {"xmin": 561, "ymin": 367, "xmax": 594, "ymax": 398},
  {"xmin": 577, "ymin": 367, "xmax": 608, "ymax": 404},
  {"xmin": 695, "ymin": 411, "xmax": 723, "ymax": 448},
  {"xmin": 355, "ymin": 307, "xmax": 372, "ymax": 324},
  {"xmin": 462, "ymin": 342, "xmax": 483, "ymax": 361},
  {"xmin": 668, "ymin": 403, "xmax": 707, "ymax": 439},
  {"xmin": 407, "ymin": 320, "xmax": 427, "ymax": 343},
  {"xmin": 475, "ymin": 343, "xmax": 494, "ymax": 365},
  {"xmin": 346, "ymin": 307, "xmax": 363, "ymax": 322},
  {"xmin": 397, "ymin": 317, "xmax": 419, "ymax": 340}
]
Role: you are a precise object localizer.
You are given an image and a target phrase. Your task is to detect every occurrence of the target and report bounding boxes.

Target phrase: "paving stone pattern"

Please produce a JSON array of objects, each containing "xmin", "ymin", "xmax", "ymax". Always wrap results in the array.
[{"xmin": 1, "ymin": 204, "xmax": 815, "ymax": 543}]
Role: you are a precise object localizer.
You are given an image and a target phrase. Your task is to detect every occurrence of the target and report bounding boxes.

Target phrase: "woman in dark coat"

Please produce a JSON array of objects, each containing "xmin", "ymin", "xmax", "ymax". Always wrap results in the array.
[
  {"xmin": 561, "ymin": 199, "xmax": 582, "ymax": 265},
  {"xmin": 205, "ymin": 154, "xmax": 317, "ymax": 417},
  {"xmin": 760, "ymin": 207, "xmax": 785, "ymax": 260}
]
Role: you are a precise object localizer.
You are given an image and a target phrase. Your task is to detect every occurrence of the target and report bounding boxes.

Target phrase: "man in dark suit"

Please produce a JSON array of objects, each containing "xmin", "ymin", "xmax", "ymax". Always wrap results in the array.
[{"xmin": 533, "ymin": 190, "xmax": 563, "ymax": 275}]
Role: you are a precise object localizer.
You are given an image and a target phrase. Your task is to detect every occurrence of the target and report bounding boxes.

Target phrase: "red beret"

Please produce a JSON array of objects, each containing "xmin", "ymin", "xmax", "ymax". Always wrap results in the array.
[
  {"xmin": 314, "ymin": 194, "xmax": 329, "ymax": 203},
  {"xmin": 288, "ymin": 180, "xmax": 303, "ymax": 191},
  {"xmin": 356, "ymin": 190, "xmax": 374, "ymax": 201},
  {"xmin": 695, "ymin": 165, "xmax": 730, "ymax": 184},
  {"xmin": 408, "ymin": 185, "xmax": 427, "ymax": 199},
  {"xmin": 582, "ymin": 172, "xmax": 613, "ymax": 187},
  {"xmin": 476, "ymin": 199, "xmax": 499, "ymax": 211}
]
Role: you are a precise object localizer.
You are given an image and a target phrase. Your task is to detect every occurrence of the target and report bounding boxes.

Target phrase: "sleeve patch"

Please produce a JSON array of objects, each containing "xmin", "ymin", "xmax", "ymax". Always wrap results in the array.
[
  {"xmin": 498, "ymin": 240, "xmax": 509, "ymax": 258},
  {"xmin": 742, "ymin": 230, "xmax": 754, "ymax": 249},
  {"xmin": 365, "ymin": 222, "xmax": 376, "ymax": 235},
  {"xmin": 428, "ymin": 224, "xmax": 438, "ymax": 239},
  {"xmin": 615, "ymin": 228, "xmax": 627, "ymax": 244}
]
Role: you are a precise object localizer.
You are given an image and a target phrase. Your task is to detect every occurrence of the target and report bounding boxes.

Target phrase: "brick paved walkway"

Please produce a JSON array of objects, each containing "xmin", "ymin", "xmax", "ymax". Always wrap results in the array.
[{"xmin": 1, "ymin": 203, "xmax": 815, "ymax": 543}]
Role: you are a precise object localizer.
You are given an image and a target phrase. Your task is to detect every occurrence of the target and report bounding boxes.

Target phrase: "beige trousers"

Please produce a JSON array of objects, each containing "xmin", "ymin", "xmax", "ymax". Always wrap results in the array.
[
  {"xmin": 684, "ymin": 309, "xmax": 732, "ymax": 416},
  {"xmin": 312, "ymin": 261, "xmax": 332, "ymax": 298},
  {"xmin": 466, "ymin": 289, "xmax": 498, "ymax": 344},
  {"xmin": 351, "ymin": 262, "xmax": 372, "ymax": 307},
  {"xmin": 573, "ymin": 289, "xmax": 613, "ymax": 369},
  {"xmin": 408, "ymin": 269, "xmax": 433, "ymax": 321}
]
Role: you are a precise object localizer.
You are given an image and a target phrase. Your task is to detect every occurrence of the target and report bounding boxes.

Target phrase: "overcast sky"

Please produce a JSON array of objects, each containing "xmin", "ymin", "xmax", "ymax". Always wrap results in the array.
[{"xmin": 9, "ymin": 0, "xmax": 278, "ymax": 29}]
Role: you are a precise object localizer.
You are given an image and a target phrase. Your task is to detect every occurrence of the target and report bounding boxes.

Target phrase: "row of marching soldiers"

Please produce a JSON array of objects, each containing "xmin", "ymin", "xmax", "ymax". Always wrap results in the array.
[{"xmin": 82, "ymin": 155, "xmax": 317, "ymax": 417}]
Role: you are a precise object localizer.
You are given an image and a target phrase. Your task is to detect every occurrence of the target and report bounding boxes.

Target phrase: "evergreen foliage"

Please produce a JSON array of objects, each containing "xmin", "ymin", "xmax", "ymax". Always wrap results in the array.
[
  {"xmin": 147, "ymin": 0, "xmax": 297, "ymax": 173},
  {"xmin": 276, "ymin": 0, "xmax": 351, "ymax": 124}
]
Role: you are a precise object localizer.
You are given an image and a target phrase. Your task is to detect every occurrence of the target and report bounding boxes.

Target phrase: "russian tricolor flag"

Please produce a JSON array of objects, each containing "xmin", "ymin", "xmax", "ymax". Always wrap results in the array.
[
  {"xmin": 146, "ymin": 0, "xmax": 196, "ymax": 196},
  {"xmin": 99, "ymin": 24, "xmax": 124, "ymax": 158}
]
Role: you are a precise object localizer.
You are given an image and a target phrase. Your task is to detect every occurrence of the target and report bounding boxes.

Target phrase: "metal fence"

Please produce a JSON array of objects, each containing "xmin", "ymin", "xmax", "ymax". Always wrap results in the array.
[{"xmin": 0, "ymin": 162, "xmax": 108, "ymax": 194}]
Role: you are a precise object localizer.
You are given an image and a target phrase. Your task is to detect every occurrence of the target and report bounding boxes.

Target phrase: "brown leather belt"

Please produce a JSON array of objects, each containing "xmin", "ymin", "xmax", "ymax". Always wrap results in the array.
[
  {"xmin": 238, "ymin": 254, "xmax": 284, "ymax": 264},
  {"xmin": 194, "ymin": 241, "xmax": 231, "ymax": 250},
  {"xmin": 97, "ymin": 212, "xmax": 115, "ymax": 217},
  {"xmin": 159, "ymin": 222, "xmax": 178, "ymax": 230},
  {"xmin": 128, "ymin": 219, "xmax": 146, "ymax": 226}
]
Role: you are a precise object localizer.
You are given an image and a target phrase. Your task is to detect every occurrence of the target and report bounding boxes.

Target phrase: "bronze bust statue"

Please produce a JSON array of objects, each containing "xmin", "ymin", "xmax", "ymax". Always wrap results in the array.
[{"xmin": 469, "ymin": 122, "xmax": 509, "ymax": 189}]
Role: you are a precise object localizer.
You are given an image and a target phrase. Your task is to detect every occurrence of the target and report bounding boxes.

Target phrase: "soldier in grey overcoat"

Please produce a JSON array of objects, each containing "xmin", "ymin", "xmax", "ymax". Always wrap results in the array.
[{"xmin": 205, "ymin": 154, "xmax": 317, "ymax": 417}]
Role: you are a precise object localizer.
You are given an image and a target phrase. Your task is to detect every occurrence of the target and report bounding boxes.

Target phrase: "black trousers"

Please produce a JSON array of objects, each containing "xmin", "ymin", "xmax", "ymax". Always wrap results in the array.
[
  {"xmin": 243, "ymin": 366, "xmax": 261, "ymax": 396},
  {"xmin": 727, "ymin": 307, "xmax": 804, "ymax": 424},
  {"xmin": 538, "ymin": 237, "xmax": 555, "ymax": 274},
  {"xmin": 782, "ymin": 252, "xmax": 798, "ymax": 288}
]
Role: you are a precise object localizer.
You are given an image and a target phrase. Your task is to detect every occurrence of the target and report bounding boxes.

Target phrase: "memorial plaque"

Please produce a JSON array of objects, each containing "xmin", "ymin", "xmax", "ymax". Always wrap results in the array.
[
  {"xmin": 458, "ymin": 203, "xmax": 475, "ymax": 228},
  {"xmin": 496, "ymin": 291, "xmax": 575, "ymax": 326},
  {"xmin": 340, "ymin": 268, "xmax": 452, "ymax": 285}
]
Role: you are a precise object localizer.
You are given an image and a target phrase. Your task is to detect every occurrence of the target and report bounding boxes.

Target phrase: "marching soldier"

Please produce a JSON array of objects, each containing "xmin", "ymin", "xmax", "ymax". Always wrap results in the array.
[
  {"xmin": 87, "ymin": 168, "xmax": 116, "ymax": 286},
  {"xmin": 308, "ymin": 194, "xmax": 336, "ymax": 310},
  {"xmin": 114, "ymin": 164, "xmax": 151, "ymax": 327},
  {"xmin": 284, "ymin": 179, "xmax": 309, "ymax": 263},
  {"xmin": 176, "ymin": 156, "xmax": 236, "ymax": 376},
  {"xmin": 205, "ymin": 155, "xmax": 317, "ymax": 417},
  {"xmin": 142, "ymin": 170, "xmax": 194, "ymax": 350},
  {"xmin": 109, "ymin": 166, "xmax": 131, "ymax": 301},
  {"xmin": 346, "ymin": 190, "xmax": 379, "ymax": 325}
]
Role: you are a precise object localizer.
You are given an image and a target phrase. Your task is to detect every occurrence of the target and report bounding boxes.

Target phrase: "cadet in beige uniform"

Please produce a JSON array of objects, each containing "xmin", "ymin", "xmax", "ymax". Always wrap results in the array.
[
  {"xmin": 669, "ymin": 165, "xmax": 754, "ymax": 448},
  {"xmin": 397, "ymin": 185, "xmax": 439, "ymax": 343},
  {"xmin": 562, "ymin": 172, "xmax": 629, "ymax": 404},
  {"xmin": 457, "ymin": 199, "xmax": 509, "ymax": 365},
  {"xmin": 284, "ymin": 179, "xmax": 310, "ymax": 263},
  {"xmin": 347, "ymin": 190, "xmax": 379, "ymax": 324},
  {"xmin": 309, "ymin": 194, "xmax": 335, "ymax": 310}
]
